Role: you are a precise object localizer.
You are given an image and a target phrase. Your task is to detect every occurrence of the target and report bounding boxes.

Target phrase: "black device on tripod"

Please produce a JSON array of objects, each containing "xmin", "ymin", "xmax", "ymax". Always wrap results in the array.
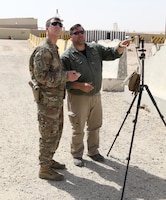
[{"xmin": 107, "ymin": 37, "xmax": 166, "ymax": 200}]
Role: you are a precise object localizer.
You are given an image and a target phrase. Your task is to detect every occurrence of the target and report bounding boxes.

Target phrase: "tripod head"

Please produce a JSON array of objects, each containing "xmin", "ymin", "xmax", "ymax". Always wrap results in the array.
[
  {"xmin": 138, "ymin": 38, "xmax": 146, "ymax": 60},
  {"xmin": 135, "ymin": 35, "xmax": 146, "ymax": 86},
  {"xmin": 135, "ymin": 35, "xmax": 146, "ymax": 58}
]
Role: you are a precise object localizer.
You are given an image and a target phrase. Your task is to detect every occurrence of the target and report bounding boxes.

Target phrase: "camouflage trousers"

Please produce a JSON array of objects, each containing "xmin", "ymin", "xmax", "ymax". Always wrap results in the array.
[{"xmin": 37, "ymin": 104, "xmax": 63, "ymax": 166}]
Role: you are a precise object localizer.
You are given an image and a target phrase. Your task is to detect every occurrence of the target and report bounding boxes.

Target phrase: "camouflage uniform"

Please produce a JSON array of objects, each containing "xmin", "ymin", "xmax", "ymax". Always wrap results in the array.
[{"xmin": 29, "ymin": 38, "xmax": 67, "ymax": 167}]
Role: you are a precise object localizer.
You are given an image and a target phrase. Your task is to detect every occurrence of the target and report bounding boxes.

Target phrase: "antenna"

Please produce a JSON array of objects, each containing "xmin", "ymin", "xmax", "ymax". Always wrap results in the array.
[
  {"xmin": 55, "ymin": 9, "xmax": 63, "ymax": 22},
  {"xmin": 56, "ymin": 9, "xmax": 59, "ymax": 17}
]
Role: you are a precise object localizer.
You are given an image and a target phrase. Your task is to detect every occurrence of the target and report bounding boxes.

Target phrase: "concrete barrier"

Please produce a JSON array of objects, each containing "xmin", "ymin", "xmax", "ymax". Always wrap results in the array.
[
  {"xmin": 56, "ymin": 39, "xmax": 66, "ymax": 55},
  {"xmin": 28, "ymin": 34, "xmax": 73, "ymax": 55},
  {"xmin": 144, "ymin": 44, "xmax": 166, "ymax": 99},
  {"xmin": 98, "ymin": 39, "xmax": 127, "ymax": 92},
  {"xmin": 124, "ymin": 43, "xmax": 166, "ymax": 117}
]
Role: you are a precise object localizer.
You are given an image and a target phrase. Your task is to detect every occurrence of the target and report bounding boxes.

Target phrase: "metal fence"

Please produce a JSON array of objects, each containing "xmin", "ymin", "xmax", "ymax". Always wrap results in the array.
[
  {"xmin": 39, "ymin": 30, "xmax": 126, "ymax": 42},
  {"xmin": 85, "ymin": 30, "xmax": 126, "ymax": 42}
]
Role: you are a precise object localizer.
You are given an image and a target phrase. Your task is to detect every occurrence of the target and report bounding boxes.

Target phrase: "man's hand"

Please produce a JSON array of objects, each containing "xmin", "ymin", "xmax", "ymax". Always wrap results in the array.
[
  {"xmin": 67, "ymin": 70, "xmax": 79, "ymax": 82},
  {"xmin": 72, "ymin": 82, "xmax": 94, "ymax": 93},
  {"xmin": 119, "ymin": 39, "xmax": 131, "ymax": 48},
  {"xmin": 118, "ymin": 39, "xmax": 131, "ymax": 54},
  {"xmin": 80, "ymin": 82, "xmax": 94, "ymax": 93}
]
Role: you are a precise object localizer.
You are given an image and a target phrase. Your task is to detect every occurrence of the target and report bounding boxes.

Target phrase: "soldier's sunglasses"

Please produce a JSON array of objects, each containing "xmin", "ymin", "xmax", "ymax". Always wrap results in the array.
[{"xmin": 51, "ymin": 21, "xmax": 63, "ymax": 28}]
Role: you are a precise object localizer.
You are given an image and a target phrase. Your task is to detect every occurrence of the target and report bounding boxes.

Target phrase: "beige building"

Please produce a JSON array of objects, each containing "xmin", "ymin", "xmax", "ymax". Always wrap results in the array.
[
  {"xmin": 0, "ymin": 18, "xmax": 37, "ymax": 29},
  {"xmin": 0, "ymin": 18, "xmax": 39, "ymax": 39}
]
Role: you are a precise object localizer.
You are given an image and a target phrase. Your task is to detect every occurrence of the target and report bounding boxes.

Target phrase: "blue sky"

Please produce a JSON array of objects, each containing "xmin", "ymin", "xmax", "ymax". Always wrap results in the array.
[{"xmin": 1, "ymin": 0, "xmax": 166, "ymax": 32}]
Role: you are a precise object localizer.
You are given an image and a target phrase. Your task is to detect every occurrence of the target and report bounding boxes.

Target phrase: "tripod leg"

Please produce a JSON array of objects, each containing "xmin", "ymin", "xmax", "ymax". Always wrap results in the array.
[
  {"xmin": 144, "ymin": 85, "xmax": 166, "ymax": 126},
  {"xmin": 107, "ymin": 94, "xmax": 138, "ymax": 157},
  {"xmin": 121, "ymin": 87, "xmax": 143, "ymax": 200}
]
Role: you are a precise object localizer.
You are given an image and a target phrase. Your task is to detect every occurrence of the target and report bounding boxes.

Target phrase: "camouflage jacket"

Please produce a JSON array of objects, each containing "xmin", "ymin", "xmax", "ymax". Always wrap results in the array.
[{"xmin": 29, "ymin": 38, "xmax": 67, "ymax": 105}]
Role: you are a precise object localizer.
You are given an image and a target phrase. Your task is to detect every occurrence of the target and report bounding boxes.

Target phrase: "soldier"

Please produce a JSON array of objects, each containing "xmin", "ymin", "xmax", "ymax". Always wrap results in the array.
[{"xmin": 29, "ymin": 17, "xmax": 78, "ymax": 181}]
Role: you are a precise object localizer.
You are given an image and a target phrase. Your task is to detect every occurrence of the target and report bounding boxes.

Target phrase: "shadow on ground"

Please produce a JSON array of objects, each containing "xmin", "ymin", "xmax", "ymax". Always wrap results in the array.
[{"xmin": 48, "ymin": 158, "xmax": 166, "ymax": 200}]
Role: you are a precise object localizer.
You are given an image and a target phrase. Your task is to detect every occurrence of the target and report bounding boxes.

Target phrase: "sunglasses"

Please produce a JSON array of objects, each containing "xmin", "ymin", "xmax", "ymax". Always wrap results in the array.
[
  {"xmin": 51, "ymin": 21, "xmax": 63, "ymax": 28},
  {"xmin": 72, "ymin": 30, "xmax": 85, "ymax": 35}
]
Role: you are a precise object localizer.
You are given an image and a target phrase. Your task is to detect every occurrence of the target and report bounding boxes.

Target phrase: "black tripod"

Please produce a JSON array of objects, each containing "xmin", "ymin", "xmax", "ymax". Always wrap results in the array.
[{"xmin": 107, "ymin": 39, "xmax": 166, "ymax": 200}]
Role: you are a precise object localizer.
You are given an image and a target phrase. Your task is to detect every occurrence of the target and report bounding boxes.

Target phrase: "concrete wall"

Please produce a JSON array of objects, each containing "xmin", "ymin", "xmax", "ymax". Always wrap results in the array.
[
  {"xmin": 126, "ymin": 32, "xmax": 165, "ymax": 44},
  {"xmin": 98, "ymin": 39, "xmax": 127, "ymax": 92},
  {"xmin": 0, "ymin": 28, "xmax": 31, "ymax": 40},
  {"xmin": 124, "ymin": 42, "xmax": 166, "ymax": 117},
  {"xmin": 0, "ymin": 28, "xmax": 69, "ymax": 40},
  {"xmin": 144, "ymin": 43, "xmax": 166, "ymax": 99}
]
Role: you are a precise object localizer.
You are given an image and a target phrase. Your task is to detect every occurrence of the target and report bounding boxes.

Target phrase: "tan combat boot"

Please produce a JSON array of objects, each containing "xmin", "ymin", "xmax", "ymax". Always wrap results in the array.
[
  {"xmin": 50, "ymin": 160, "xmax": 66, "ymax": 170},
  {"xmin": 39, "ymin": 166, "xmax": 64, "ymax": 181}
]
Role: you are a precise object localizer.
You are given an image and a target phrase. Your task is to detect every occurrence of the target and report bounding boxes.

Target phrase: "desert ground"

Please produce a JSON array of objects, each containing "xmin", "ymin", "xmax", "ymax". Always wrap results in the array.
[{"xmin": 0, "ymin": 39, "xmax": 165, "ymax": 200}]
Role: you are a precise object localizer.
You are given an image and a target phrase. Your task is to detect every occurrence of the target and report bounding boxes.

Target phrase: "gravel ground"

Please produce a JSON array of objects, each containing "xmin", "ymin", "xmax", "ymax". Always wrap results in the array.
[{"xmin": 0, "ymin": 39, "xmax": 165, "ymax": 200}]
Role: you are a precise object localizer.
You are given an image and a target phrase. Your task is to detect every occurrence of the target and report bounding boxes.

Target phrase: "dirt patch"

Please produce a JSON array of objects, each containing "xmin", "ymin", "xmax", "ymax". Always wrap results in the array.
[{"xmin": 0, "ymin": 40, "xmax": 165, "ymax": 200}]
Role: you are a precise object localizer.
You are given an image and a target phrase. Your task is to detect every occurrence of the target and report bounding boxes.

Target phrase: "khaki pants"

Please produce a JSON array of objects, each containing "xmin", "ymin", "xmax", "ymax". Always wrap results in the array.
[{"xmin": 67, "ymin": 92, "xmax": 102, "ymax": 158}]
